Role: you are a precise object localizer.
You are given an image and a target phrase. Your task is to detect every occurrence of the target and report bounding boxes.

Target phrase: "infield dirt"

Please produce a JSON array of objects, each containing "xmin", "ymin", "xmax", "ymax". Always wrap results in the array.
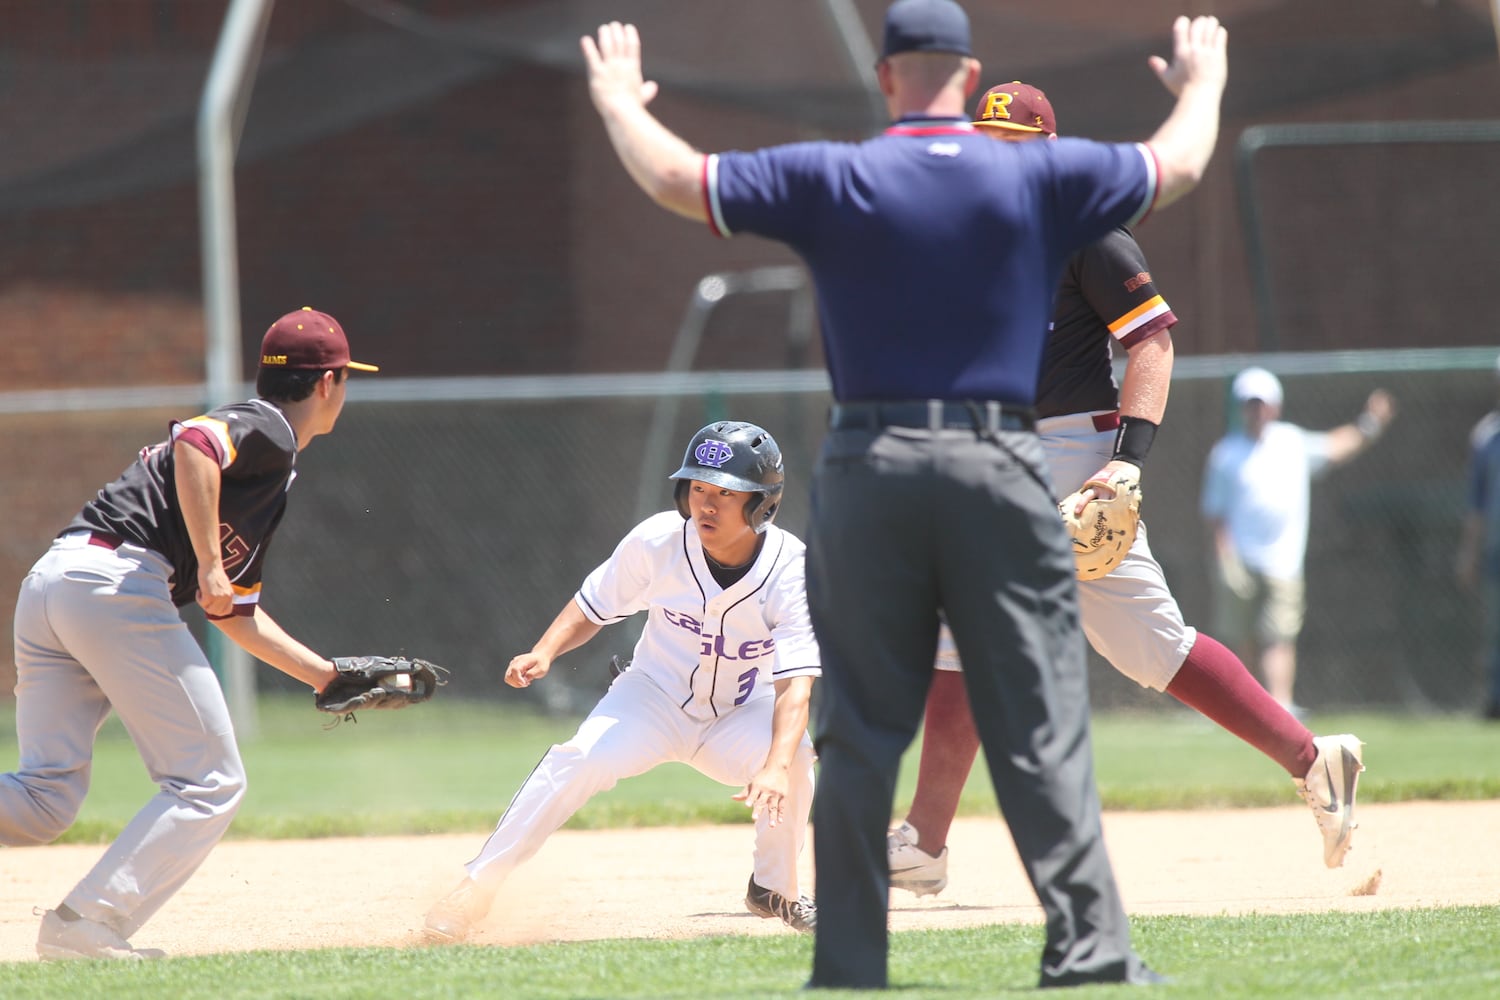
[{"xmin": 2, "ymin": 801, "xmax": 1496, "ymax": 961}]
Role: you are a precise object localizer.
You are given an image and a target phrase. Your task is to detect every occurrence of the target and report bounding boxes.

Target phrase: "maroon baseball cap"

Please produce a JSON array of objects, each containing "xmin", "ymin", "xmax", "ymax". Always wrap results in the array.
[
  {"xmin": 972, "ymin": 81, "xmax": 1058, "ymax": 136},
  {"xmin": 259, "ymin": 307, "xmax": 378, "ymax": 372}
]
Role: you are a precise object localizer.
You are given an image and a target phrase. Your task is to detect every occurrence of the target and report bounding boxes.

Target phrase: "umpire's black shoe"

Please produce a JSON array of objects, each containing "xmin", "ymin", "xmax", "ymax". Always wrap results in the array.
[
  {"xmin": 1041, "ymin": 960, "xmax": 1169, "ymax": 987},
  {"xmin": 745, "ymin": 876, "xmax": 816, "ymax": 934}
]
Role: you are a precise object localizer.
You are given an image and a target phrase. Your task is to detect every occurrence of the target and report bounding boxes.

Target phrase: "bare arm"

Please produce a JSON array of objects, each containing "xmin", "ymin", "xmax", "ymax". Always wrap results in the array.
[
  {"xmin": 1064, "ymin": 329, "xmax": 1174, "ymax": 512},
  {"xmin": 1324, "ymin": 389, "xmax": 1396, "ymax": 464},
  {"xmin": 505, "ymin": 597, "xmax": 605, "ymax": 689},
  {"xmin": 581, "ymin": 22, "xmax": 707, "ymax": 222},
  {"xmin": 1144, "ymin": 16, "xmax": 1229, "ymax": 210},
  {"xmin": 1118, "ymin": 328, "xmax": 1173, "ymax": 426},
  {"xmin": 733, "ymin": 675, "xmax": 815, "ymax": 827},
  {"xmin": 174, "ymin": 440, "xmax": 234, "ymax": 619},
  {"xmin": 212, "ymin": 606, "xmax": 336, "ymax": 692}
]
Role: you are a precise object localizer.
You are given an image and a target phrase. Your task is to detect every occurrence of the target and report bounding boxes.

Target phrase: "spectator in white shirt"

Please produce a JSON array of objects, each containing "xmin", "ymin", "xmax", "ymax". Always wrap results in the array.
[{"xmin": 1202, "ymin": 367, "xmax": 1395, "ymax": 716}]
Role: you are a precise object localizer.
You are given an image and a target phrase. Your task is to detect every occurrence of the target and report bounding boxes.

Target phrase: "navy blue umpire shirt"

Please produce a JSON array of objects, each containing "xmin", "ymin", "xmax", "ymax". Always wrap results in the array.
[{"xmin": 705, "ymin": 116, "xmax": 1158, "ymax": 405}]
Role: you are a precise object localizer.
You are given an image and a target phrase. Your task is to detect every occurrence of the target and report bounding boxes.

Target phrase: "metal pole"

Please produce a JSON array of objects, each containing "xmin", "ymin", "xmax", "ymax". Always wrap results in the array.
[
  {"xmin": 1493, "ymin": 0, "xmax": 1500, "ymax": 62},
  {"xmin": 634, "ymin": 267, "xmax": 809, "ymax": 524},
  {"xmin": 197, "ymin": 0, "xmax": 276, "ymax": 738},
  {"xmin": 818, "ymin": 0, "xmax": 887, "ymax": 132}
]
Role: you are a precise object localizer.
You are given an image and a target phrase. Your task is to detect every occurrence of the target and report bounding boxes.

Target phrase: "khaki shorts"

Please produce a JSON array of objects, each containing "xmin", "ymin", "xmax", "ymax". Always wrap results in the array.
[{"xmin": 1213, "ymin": 566, "xmax": 1305, "ymax": 649}]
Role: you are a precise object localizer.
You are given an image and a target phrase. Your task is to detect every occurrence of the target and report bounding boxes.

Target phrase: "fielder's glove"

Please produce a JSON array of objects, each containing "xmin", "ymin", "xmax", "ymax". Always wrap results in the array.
[
  {"xmin": 1058, "ymin": 465, "xmax": 1142, "ymax": 581},
  {"xmin": 315, "ymin": 655, "xmax": 448, "ymax": 720}
]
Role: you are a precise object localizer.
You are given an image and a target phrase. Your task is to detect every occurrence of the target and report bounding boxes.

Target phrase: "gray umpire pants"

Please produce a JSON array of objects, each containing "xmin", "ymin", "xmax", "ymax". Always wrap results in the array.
[
  {"xmin": 805, "ymin": 424, "xmax": 1146, "ymax": 988},
  {"xmin": 1, "ymin": 532, "xmax": 246, "ymax": 938}
]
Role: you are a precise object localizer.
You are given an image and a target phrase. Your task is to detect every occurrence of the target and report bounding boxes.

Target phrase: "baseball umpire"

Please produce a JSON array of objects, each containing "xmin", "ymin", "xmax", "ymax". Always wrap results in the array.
[
  {"xmin": 424, "ymin": 421, "xmax": 820, "ymax": 941},
  {"xmin": 582, "ymin": 0, "xmax": 1228, "ymax": 988},
  {"xmin": 0, "ymin": 308, "xmax": 406, "ymax": 960},
  {"xmin": 886, "ymin": 82, "xmax": 1365, "ymax": 903}
]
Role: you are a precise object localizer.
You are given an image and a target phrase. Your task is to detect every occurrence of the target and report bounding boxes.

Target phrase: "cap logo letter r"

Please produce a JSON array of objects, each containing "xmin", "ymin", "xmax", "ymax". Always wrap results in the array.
[{"xmin": 982, "ymin": 91, "xmax": 1013, "ymax": 121}]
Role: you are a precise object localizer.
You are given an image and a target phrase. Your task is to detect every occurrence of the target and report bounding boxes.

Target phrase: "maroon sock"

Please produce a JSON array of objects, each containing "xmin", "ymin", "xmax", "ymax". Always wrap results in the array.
[
  {"xmin": 1165, "ymin": 633, "xmax": 1317, "ymax": 777},
  {"xmin": 907, "ymin": 671, "xmax": 981, "ymax": 850}
]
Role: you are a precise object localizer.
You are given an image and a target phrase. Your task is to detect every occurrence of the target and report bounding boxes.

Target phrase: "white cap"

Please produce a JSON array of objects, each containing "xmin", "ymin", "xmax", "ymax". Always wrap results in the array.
[{"xmin": 1232, "ymin": 366, "xmax": 1283, "ymax": 406}]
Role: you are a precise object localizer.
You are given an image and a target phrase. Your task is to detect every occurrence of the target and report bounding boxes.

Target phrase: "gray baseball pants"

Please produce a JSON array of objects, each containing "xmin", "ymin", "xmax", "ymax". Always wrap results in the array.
[
  {"xmin": 806, "ymin": 424, "xmax": 1146, "ymax": 989},
  {"xmin": 2, "ymin": 532, "xmax": 246, "ymax": 938}
]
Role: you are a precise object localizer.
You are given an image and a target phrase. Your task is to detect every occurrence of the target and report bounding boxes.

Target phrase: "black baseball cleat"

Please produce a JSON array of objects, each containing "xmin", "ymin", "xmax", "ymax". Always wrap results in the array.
[{"xmin": 745, "ymin": 875, "xmax": 816, "ymax": 934}]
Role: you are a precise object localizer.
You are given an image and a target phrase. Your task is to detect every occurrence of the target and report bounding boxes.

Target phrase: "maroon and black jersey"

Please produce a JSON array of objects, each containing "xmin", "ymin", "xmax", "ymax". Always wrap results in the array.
[
  {"xmin": 64, "ymin": 398, "xmax": 299, "ymax": 613},
  {"xmin": 1035, "ymin": 226, "xmax": 1177, "ymax": 419}
]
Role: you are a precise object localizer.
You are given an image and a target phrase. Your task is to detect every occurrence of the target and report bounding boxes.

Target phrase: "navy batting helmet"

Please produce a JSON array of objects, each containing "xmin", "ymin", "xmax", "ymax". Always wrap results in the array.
[{"xmin": 669, "ymin": 421, "xmax": 785, "ymax": 533}]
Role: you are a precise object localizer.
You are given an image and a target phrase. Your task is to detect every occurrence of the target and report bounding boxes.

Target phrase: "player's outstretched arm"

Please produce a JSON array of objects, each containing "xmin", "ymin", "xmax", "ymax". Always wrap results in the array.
[
  {"xmin": 506, "ymin": 598, "xmax": 603, "ymax": 688},
  {"xmin": 1325, "ymin": 389, "xmax": 1396, "ymax": 464},
  {"xmin": 582, "ymin": 22, "xmax": 707, "ymax": 222},
  {"xmin": 733, "ymin": 675, "xmax": 814, "ymax": 827},
  {"xmin": 1144, "ymin": 15, "xmax": 1228, "ymax": 210},
  {"xmin": 213, "ymin": 607, "xmax": 336, "ymax": 692}
]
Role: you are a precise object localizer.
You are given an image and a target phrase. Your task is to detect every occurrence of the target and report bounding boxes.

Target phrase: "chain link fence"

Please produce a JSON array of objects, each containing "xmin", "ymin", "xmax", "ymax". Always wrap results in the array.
[{"xmin": 3, "ymin": 352, "xmax": 1495, "ymax": 716}]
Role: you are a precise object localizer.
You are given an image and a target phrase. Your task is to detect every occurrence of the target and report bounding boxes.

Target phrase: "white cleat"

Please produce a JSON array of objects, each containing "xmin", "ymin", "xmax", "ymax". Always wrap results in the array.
[
  {"xmin": 1295, "ymin": 733, "xmax": 1365, "ymax": 868},
  {"xmin": 36, "ymin": 909, "xmax": 163, "ymax": 961},
  {"xmin": 422, "ymin": 877, "xmax": 496, "ymax": 944},
  {"xmin": 887, "ymin": 821, "xmax": 949, "ymax": 897}
]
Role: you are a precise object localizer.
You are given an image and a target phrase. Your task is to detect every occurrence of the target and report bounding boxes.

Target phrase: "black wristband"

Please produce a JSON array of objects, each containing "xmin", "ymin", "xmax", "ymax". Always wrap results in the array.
[{"xmin": 1112, "ymin": 416, "xmax": 1159, "ymax": 466}]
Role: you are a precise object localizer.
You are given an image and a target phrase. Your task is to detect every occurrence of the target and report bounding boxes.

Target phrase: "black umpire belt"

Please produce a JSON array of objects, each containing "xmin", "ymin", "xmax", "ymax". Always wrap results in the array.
[{"xmin": 829, "ymin": 400, "xmax": 1035, "ymax": 433}]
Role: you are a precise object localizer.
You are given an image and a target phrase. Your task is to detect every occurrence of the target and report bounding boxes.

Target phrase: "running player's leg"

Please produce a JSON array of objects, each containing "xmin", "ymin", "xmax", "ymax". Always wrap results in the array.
[
  {"xmin": 1080, "ymin": 523, "xmax": 1316, "ymax": 778},
  {"xmin": 898, "ymin": 628, "xmax": 978, "ymax": 856}
]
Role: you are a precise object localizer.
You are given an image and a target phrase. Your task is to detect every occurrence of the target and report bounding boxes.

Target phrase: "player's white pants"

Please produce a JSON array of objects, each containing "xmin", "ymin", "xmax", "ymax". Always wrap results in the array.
[
  {"xmin": 464, "ymin": 666, "xmax": 814, "ymax": 899},
  {"xmin": 1041, "ymin": 412, "xmax": 1196, "ymax": 690},
  {"xmin": 1, "ymin": 533, "xmax": 247, "ymax": 937},
  {"xmin": 932, "ymin": 413, "xmax": 1197, "ymax": 690}
]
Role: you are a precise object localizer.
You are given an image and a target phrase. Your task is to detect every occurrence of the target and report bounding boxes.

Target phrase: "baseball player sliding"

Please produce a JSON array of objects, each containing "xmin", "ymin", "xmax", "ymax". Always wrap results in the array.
[
  {"xmin": 425, "ymin": 421, "xmax": 820, "ymax": 941},
  {"xmin": 886, "ymin": 82, "xmax": 1364, "ymax": 899}
]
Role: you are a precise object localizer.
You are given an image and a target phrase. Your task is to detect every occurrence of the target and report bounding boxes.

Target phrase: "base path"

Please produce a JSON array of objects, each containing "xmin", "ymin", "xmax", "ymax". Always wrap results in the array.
[{"xmin": 2, "ymin": 801, "xmax": 1494, "ymax": 962}]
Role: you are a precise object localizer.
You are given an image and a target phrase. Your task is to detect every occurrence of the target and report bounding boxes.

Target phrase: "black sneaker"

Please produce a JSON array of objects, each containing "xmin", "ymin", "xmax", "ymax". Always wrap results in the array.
[{"xmin": 745, "ymin": 876, "xmax": 816, "ymax": 933}]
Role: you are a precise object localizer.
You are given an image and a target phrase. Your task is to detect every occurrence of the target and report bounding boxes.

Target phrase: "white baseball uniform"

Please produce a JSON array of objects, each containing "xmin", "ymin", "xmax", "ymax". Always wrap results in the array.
[{"xmin": 463, "ymin": 511, "xmax": 820, "ymax": 899}]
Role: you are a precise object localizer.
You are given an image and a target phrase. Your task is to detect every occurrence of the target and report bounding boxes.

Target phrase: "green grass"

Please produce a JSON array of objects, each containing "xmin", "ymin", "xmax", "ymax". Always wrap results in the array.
[
  {"xmin": 4, "ymin": 697, "xmax": 1498, "ymax": 843},
  {"xmin": 5, "ymin": 700, "xmax": 1499, "ymax": 996},
  {"xmin": 3, "ymin": 907, "xmax": 1497, "ymax": 998}
]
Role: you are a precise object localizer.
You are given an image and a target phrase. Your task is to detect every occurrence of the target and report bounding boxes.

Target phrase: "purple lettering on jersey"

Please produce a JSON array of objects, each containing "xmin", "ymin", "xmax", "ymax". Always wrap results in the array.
[
  {"xmin": 733, "ymin": 667, "xmax": 757, "ymax": 706},
  {"xmin": 698, "ymin": 635, "xmax": 776, "ymax": 662},
  {"xmin": 738, "ymin": 638, "xmax": 775, "ymax": 659},
  {"xmin": 694, "ymin": 439, "xmax": 733, "ymax": 468},
  {"xmin": 663, "ymin": 608, "xmax": 704, "ymax": 634}
]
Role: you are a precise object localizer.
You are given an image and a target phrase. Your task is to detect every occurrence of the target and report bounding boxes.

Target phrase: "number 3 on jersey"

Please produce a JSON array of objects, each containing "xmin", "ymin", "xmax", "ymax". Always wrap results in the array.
[{"xmin": 734, "ymin": 667, "xmax": 757, "ymax": 706}]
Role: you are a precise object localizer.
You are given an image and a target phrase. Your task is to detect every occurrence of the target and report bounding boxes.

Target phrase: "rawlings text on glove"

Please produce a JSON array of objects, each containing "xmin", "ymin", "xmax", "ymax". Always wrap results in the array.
[{"xmin": 1057, "ymin": 466, "xmax": 1142, "ymax": 581}]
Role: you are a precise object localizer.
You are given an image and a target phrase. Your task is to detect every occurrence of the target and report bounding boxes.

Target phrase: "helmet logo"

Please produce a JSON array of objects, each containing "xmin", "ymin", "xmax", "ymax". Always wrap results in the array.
[{"xmin": 694, "ymin": 439, "xmax": 734, "ymax": 469}]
